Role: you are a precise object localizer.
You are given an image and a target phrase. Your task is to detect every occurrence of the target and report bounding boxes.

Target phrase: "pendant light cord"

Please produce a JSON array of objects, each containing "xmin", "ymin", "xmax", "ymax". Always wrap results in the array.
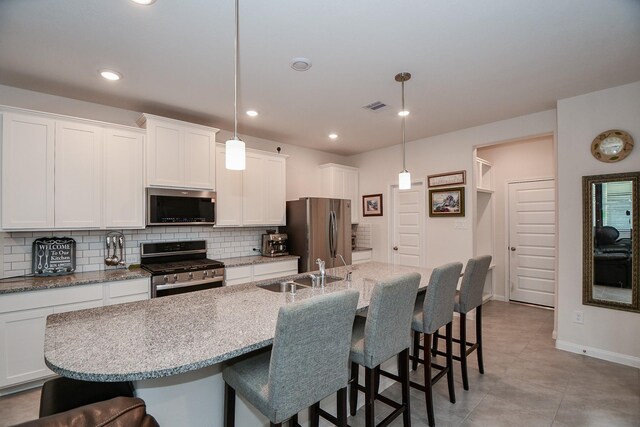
[
  {"xmin": 233, "ymin": 0, "xmax": 239, "ymax": 139},
  {"xmin": 401, "ymin": 78, "xmax": 406, "ymax": 171}
]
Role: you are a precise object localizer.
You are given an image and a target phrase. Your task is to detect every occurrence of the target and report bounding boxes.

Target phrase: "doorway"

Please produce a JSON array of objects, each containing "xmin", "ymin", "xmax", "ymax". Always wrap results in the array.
[
  {"xmin": 390, "ymin": 182, "xmax": 425, "ymax": 267},
  {"xmin": 508, "ymin": 179, "xmax": 556, "ymax": 307}
]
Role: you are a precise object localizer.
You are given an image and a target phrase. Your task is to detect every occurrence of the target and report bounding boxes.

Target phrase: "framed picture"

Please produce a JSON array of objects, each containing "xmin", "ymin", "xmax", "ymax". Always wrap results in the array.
[
  {"xmin": 427, "ymin": 170, "xmax": 466, "ymax": 188},
  {"xmin": 362, "ymin": 194, "xmax": 383, "ymax": 217},
  {"xmin": 429, "ymin": 187, "xmax": 465, "ymax": 217}
]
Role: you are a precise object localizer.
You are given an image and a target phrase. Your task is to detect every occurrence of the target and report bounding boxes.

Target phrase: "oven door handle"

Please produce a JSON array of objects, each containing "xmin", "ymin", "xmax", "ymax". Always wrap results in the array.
[{"xmin": 155, "ymin": 277, "xmax": 224, "ymax": 291}]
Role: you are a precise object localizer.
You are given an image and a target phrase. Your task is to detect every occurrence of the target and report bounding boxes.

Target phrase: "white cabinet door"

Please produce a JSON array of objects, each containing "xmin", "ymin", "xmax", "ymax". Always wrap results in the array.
[
  {"xmin": 54, "ymin": 120, "xmax": 103, "ymax": 228},
  {"xmin": 242, "ymin": 152, "xmax": 266, "ymax": 226},
  {"xmin": 104, "ymin": 128, "xmax": 145, "ymax": 228},
  {"xmin": 0, "ymin": 307, "xmax": 54, "ymax": 387},
  {"xmin": 225, "ymin": 265, "xmax": 253, "ymax": 286},
  {"xmin": 264, "ymin": 155, "xmax": 286, "ymax": 225},
  {"xmin": 184, "ymin": 128, "xmax": 216, "ymax": 190},
  {"xmin": 105, "ymin": 278, "xmax": 150, "ymax": 305},
  {"xmin": 215, "ymin": 145, "xmax": 243, "ymax": 226},
  {"xmin": 147, "ymin": 120, "xmax": 184, "ymax": 188},
  {"xmin": 1, "ymin": 112, "xmax": 55, "ymax": 229},
  {"xmin": 345, "ymin": 169, "xmax": 359, "ymax": 224}
]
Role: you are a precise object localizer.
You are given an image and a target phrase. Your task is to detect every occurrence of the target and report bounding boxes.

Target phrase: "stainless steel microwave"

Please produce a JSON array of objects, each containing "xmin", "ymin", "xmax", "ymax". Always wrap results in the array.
[{"xmin": 146, "ymin": 188, "xmax": 216, "ymax": 226}]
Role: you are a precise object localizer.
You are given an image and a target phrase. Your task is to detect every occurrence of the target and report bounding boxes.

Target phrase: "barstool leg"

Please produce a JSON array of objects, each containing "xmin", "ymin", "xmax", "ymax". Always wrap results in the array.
[
  {"xmin": 412, "ymin": 330, "xmax": 420, "ymax": 371},
  {"xmin": 364, "ymin": 367, "xmax": 376, "ymax": 427},
  {"xmin": 224, "ymin": 383, "xmax": 235, "ymax": 427},
  {"xmin": 431, "ymin": 328, "xmax": 439, "ymax": 358},
  {"xmin": 476, "ymin": 305, "xmax": 484, "ymax": 374},
  {"xmin": 309, "ymin": 402, "xmax": 319, "ymax": 427},
  {"xmin": 349, "ymin": 362, "xmax": 359, "ymax": 416},
  {"xmin": 423, "ymin": 333, "xmax": 435, "ymax": 427},
  {"xmin": 445, "ymin": 322, "xmax": 456, "ymax": 404},
  {"xmin": 399, "ymin": 348, "xmax": 411, "ymax": 427},
  {"xmin": 460, "ymin": 312, "xmax": 469, "ymax": 391},
  {"xmin": 289, "ymin": 414, "xmax": 298, "ymax": 426},
  {"xmin": 337, "ymin": 387, "xmax": 348, "ymax": 427}
]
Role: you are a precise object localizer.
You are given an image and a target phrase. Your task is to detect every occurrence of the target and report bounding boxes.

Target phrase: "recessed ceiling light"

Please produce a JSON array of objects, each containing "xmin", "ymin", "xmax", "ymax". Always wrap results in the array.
[
  {"xmin": 130, "ymin": 0, "xmax": 156, "ymax": 5},
  {"xmin": 398, "ymin": 110, "xmax": 410, "ymax": 117},
  {"xmin": 246, "ymin": 110, "xmax": 258, "ymax": 117},
  {"xmin": 290, "ymin": 57, "xmax": 312, "ymax": 72},
  {"xmin": 329, "ymin": 133, "xmax": 338, "ymax": 140},
  {"xmin": 99, "ymin": 69, "xmax": 122, "ymax": 81}
]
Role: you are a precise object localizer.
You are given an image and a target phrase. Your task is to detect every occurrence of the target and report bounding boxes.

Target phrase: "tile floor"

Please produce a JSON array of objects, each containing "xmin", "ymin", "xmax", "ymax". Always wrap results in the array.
[{"xmin": 0, "ymin": 301, "xmax": 638, "ymax": 426}]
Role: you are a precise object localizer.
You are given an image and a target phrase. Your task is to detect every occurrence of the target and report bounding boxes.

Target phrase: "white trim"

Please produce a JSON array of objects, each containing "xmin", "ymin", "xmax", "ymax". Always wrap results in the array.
[
  {"xmin": 388, "ymin": 179, "xmax": 426, "ymax": 267},
  {"xmin": 555, "ymin": 340, "xmax": 640, "ymax": 369},
  {"xmin": 490, "ymin": 294, "xmax": 506, "ymax": 302}
]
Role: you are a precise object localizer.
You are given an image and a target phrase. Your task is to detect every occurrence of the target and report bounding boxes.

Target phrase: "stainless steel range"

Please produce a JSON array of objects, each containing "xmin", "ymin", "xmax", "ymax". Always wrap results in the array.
[{"xmin": 140, "ymin": 240, "xmax": 225, "ymax": 298}]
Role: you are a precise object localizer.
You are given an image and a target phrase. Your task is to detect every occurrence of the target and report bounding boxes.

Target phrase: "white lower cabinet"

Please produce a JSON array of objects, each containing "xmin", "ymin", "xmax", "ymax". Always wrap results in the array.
[
  {"xmin": 225, "ymin": 260, "xmax": 298, "ymax": 286},
  {"xmin": 352, "ymin": 250, "xmax": 372, "ymax": 264},
  {"xmin": 0, "ymin": 278, "xmax": 150, "ymax": 391}
]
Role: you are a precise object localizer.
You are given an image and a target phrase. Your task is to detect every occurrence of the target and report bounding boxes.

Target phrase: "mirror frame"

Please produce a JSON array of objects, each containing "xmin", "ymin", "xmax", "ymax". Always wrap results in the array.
[{"xmin": 583, "ymin": 171, "xmax": 640, "ymax": 313}]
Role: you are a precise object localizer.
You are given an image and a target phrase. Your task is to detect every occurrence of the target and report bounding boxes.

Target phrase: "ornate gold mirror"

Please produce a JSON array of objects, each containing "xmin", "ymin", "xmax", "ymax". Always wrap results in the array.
[{"xmin": 583, "ymin": 172, "xmax": 640, "ymax": 312}]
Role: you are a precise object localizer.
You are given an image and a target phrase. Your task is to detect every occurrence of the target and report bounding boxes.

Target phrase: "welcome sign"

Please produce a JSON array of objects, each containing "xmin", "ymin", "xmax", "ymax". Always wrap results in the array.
[{"xmin": 32, "ymin": 237, "xmax": 76, "ymax": 276}]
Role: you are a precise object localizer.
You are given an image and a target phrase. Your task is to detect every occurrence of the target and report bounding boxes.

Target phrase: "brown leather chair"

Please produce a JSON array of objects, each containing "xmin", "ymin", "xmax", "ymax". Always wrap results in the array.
[{"xmin": 13, "ymin": 396, "xmax": 159, "ymax": 427}]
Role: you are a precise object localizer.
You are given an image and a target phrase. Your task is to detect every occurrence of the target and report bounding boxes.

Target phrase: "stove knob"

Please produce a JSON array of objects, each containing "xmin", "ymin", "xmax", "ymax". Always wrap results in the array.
[
  {"xmin": 203, "ymin": 271, "xmax": 208, "ymax": 277},
  {"xmin": 173, "ymin": 274, "xmax": 178, "ymax": 282},
  {"xmin": 163, "ymin": 275, "xmax": 168, "ymax": 283},
  {"xmin": 188, "ymin": 272, "xmax": 193, "ymax": 280}
]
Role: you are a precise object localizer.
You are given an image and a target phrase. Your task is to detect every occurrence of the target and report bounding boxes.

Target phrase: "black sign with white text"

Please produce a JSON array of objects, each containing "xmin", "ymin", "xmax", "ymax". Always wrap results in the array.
[{"xmin": 32, "ymin": 237, "xmax": 76, "ymax": 276}]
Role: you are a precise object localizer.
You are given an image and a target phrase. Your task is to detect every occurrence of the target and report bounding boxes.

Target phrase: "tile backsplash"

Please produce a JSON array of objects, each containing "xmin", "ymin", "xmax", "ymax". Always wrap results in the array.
[
  {"xmin": 355, "ymin": 223, "xmax": 372, "ymax": 248},
  {"xmin": 3, "ymin": 226, "xmax": 269, "ymax": 277}
]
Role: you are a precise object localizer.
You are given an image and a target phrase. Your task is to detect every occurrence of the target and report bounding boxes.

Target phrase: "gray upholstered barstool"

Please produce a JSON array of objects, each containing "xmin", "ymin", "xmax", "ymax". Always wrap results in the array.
[
  {"xmin": 349, "ymin": 272, "xmax": 420, "ymax": 427},
  {"xmin": 410, "ymin": 262, "xmax": 463, "ymax": 427},
  {"xmin": 432, "ymin": 255, "xmax": 492, "ymax": 391},
  {"xmin": 223, "ymin": 289, "xmax": 359, "ymax": 427}
]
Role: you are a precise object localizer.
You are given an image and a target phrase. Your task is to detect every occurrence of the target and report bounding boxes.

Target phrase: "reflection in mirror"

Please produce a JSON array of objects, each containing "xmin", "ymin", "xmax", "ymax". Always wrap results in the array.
[{"xmin": 583, "ymin": 172, "xmax": 640, "ymax": 313}]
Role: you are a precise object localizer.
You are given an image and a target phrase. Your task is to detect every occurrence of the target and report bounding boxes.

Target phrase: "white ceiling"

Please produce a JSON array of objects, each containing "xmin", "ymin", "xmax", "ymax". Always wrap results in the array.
[{"xmin": 1, "ymin": 0, "xmax": 639, "ymax": 155}]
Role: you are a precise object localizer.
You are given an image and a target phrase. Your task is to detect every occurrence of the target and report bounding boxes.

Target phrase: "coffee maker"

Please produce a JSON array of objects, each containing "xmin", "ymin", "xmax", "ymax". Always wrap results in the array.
[{"xmin": 261, "ymin": 231, "xmax": 289, "ymax": 257}]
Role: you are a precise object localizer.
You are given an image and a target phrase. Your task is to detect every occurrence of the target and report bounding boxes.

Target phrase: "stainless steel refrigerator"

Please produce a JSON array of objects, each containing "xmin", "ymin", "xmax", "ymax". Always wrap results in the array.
[{"xmin": 282, "ymin": 197, "xmax": 352, "ymax": 273}]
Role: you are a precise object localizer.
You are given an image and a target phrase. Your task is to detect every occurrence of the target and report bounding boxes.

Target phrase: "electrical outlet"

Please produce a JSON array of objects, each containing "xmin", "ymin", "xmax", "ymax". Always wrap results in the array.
[{"xmin": 573, "ymin": 310, "xmax": 584, "ymax": 324}]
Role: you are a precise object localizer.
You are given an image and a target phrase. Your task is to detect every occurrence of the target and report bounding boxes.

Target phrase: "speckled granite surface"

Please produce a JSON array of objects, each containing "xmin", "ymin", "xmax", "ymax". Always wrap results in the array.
[
  {"xmin": 221, "ymin": 254, "xmax": 299, "ymax": 267},
  {"xmin": 44, "ymin": 261, "xmax": 433, "ymax": 382},
  {"xmin": 0, "ymin": 268, "xmax": 150, "ymax": 294}
]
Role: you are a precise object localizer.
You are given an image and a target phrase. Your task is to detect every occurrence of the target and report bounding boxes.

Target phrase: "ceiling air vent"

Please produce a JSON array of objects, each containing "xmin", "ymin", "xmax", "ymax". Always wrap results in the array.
[{"xmin": 362, "ymin": 101, "xmax": 388, "ymax": 112}]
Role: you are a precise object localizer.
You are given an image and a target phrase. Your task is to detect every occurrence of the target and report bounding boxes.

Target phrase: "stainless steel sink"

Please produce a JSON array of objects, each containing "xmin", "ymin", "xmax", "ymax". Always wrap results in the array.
[
  {"xmin": 293, "ymin": 275, "xmax": 343, "ymax": 287},
  {"xmin": 257, "ymin": 281, "xmax": 311, "ymax": 293}
]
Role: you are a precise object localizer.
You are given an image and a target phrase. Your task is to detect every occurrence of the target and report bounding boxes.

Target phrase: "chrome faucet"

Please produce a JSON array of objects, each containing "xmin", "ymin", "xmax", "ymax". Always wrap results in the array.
[
  {"xmin": 316, "ymin": 258, "xmax": 326, "ymax": 278},
  {"xmin": 337, "ymin": 254, "xmax": 348, "ymax": 267}
]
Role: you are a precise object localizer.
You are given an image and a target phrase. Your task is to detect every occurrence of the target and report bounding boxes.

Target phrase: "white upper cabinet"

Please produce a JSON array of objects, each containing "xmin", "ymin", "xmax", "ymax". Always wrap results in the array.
[
  {"xmin": 54, "ymin": 120, "xmax": 103, "ymax": 228},
  {"xmin": 1, "ymin": 112, "xmax": 55, "ymax": 229},
  {"xmin": 104, "ymin": 128, "xmax": 145, "ymax": 228},
  {"xmin": 139, "ymin": 114, "xmax": 218, "ymax": 190},
  {"xmin": 215, "ymin": 145, "xmax": 243, "ymax": 226},
  {"xmin": 215, "ymin": 145, "xmax": 287, "ymax": 227},
  {"xmin": 320, "ymin": 163, "xmax": 359, "ymax": 224},
  {"xmin": 1, "ymin": 108, "xmax": 146, "ymax": 231}
]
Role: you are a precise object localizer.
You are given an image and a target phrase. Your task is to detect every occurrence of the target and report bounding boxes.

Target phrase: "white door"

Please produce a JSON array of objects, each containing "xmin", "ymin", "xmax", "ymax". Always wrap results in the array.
[
  {"xmin": 263, "ymin": 155, "xmax": 286, "ymax": 225},
  {"xmin": 184, "ymin": 128, "xmax": 216, "ymax": 190},
  {"xmin": 147, "ymin": 120, "xmax": 184, "ymax": 187},
  {"xmin": 215, "ymin": 145, "xmax": 243, "ymax": 226},
  {"xmin": 242, "ymin": 152, "xmax": 266, "ymax": 225},
  {"xmin": 391, "ymin": 183, "xmax": 424, "ymax": 267},
  {"xmin": 508, "ymin": 179, "xmax": 556, "ymax": 307}
]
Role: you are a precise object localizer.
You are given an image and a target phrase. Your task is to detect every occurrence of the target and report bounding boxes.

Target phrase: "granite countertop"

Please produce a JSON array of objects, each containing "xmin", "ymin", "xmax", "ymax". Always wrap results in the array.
[
  {"xmin": 353, "ymin": 247, "xmax": 373, "ymax": 252},
  {"xmin": 44, "ymin": 261, "xmax": 433, "ymax": 382},
  {"xmin": 0, "ymin": 268, "xmax": 150, "ymax": 295},
  {"xmin": 222, "ymin": 254, "xmax": 300, "ymax": 267}
]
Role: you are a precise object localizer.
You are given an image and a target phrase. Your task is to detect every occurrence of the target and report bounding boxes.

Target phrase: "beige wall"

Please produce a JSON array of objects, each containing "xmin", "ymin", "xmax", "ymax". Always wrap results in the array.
[
  {"xmin": 556, "ymin": 81, "xmax": 640, "ymax": 366},
  {"xmin": 350, "ymin": 110, "xmax": 557, "ymax": 267},
  {"xmin": 477, "ymin": 135, "xmax": 555, "ymax": 301}
]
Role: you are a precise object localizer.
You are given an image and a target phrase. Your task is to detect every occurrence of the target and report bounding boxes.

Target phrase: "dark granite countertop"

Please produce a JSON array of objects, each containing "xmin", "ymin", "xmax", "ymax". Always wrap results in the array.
[{"xmin": 0, "ymin": 268, "xmax": 151, "ymax": 295}]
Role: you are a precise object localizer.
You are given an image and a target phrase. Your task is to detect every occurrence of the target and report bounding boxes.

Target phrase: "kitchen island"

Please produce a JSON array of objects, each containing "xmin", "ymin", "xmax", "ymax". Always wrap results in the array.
[{"xmin": 44, "ymin": 261, "xmax": 434, "ymax": 426}]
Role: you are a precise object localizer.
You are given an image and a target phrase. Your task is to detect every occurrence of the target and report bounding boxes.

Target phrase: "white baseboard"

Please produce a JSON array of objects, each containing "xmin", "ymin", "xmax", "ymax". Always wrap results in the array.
[
  {"xmin": 552, "ymin": 329, "xmax": 557, "ymax": 340},
  {"xmin": 490, "ymin": 295, "xmax": 506, "ymax": 302},
  {"xmin": 555, "ymin": 340, "xmax": 640, "ymax": 369}
]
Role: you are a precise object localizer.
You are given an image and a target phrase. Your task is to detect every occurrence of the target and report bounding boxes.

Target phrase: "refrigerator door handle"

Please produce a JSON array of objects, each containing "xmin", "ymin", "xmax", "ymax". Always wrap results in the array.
[{"xmin": 329, "ymin": 210, "xmax": 337, "ymax": 258}]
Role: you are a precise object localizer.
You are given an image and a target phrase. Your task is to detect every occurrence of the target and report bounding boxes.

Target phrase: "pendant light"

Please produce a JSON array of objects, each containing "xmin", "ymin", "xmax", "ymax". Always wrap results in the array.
[
  {"xmin": 225, "ymin": 0, "xmax": 246, "ymax": 170},
  {"xmin": 396, "ymin": 72, "xmax": 411, "ymax": 190}
]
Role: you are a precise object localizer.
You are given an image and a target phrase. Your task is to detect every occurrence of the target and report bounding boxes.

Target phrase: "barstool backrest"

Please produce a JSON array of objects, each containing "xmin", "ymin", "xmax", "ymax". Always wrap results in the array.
[
  {"xmin": 458, "ymin": 255, "xmax": 492, "ymax": 313},
  {"xmin": 422, "ymin": 262, "xmax": 463, "ymax": 334},
  {"xmin": 268, "ymin": 289, "xmax": 359, "ymax": 420},
  {"xmin": 363, "ymin": 272, "xmax": 421, "ymax": 368}
]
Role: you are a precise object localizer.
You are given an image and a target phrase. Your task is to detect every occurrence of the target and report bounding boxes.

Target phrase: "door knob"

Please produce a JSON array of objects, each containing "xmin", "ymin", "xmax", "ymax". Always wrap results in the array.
[
  {"xmin": 510, "ymin": 247, "xmax": 516, "ymax": 251},
  {"xmin": 393, "ymin": 246, "xmax": 398, "ymax": 251}
]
